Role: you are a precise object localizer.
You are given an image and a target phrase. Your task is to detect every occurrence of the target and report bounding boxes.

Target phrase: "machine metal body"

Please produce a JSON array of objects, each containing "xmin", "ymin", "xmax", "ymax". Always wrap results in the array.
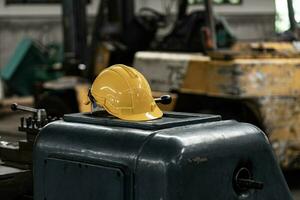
[
  {"xmin": 34, "ymin": 111, "xmax": 292, "ymax": 200},
  {"xmin": 0, "ymin": 104, "xmax": 57, "ymax": 200}
]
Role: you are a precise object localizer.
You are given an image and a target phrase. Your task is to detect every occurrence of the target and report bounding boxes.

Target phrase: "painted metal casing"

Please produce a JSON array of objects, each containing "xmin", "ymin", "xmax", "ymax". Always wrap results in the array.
[{"xmin": 33, "ymin": 111, "xmax": 292, "ymax": 200}]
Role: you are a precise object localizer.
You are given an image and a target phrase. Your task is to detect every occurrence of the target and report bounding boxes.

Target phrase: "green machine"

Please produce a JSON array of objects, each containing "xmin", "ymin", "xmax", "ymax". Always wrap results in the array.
[{"xmin": 0, "ymin": 38, "xmax": 63, "ymax": 96}]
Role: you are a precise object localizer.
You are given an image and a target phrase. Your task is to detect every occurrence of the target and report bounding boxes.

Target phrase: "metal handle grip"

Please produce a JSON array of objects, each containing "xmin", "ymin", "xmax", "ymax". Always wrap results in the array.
[
  {"xmin": 154, "ymin": 95, "xmax": 172, "ymax": 105},
  {"xmin": 236, "ymin": 178, "xmax": 264, "ymax": 190},
  {"xmin": 11, "ymin": 103, "xmax": 38, "ymax": 113}
]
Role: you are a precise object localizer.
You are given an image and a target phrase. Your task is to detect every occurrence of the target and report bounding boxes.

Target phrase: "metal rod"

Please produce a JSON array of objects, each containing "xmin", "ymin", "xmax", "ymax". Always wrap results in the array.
[
  {"xmin": 204, "ymin": 0, "xmax": 217, "ymax": 50},
  {"xmin": 87, "ymin": 0, "xmax": 106, "ymax": 80},
  {"xmin": 287, "ymin": 0, "xmax": 297, "ymax": 32},
  {"xmin": 62, "ymin": 0, "xmax": 88, "ymax": 76},
  {"xmin": 236, "ymin": 179, "xmax": 264, "ymax": 190},
  {"xmin": 11, "ymin": 103, "xmax": 38, "ymax": 113},
  {"xmin": 177, "ymin": 0, "xmax": 188, "ymax": 20},
  {"xmin": 154, "ymin": 95, "xmax": 172, "ymax": 105}
]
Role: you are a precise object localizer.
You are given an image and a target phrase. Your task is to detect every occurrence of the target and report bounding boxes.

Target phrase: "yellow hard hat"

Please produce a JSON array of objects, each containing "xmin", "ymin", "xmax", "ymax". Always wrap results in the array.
[{"xmin": 89, "ymin": 64, "xmax": 163, "ymax": 121}]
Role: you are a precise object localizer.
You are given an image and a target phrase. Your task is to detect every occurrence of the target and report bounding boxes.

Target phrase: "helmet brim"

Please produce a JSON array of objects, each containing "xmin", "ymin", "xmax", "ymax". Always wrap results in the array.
[{"xmin": 116, "ymin": 106, "xmax": 163, "ymax": 121}]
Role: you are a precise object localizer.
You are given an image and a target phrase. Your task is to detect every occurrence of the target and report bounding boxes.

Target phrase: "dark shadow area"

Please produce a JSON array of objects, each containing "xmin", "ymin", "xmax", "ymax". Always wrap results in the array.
[
  {"xmin": 284, "ymin": 170, "xmax": 300, "ymax": 189},
  {"xmin": 283, "ymin": 170, "xmax": 300, "ymax": 199}
]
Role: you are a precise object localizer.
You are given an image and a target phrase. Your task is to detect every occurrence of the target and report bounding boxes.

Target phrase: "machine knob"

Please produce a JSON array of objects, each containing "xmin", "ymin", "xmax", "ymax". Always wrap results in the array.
[
  {"xmin": 236, "ymin": 178, "xmax": 264, "ymax": 190},
  {"xmin": 234, "ymin": 167, "xmax": 264, "ymax": 195},
  {"xmin": 11, "ymin": 103, "xmax": 48, "ymax": 127},
  {"xmin": 155, "ymin": 95, "xmax": 172, "ymax": 105},
  {"xmin": 11, "ymin": 103, "xmax": 38, "ymax": 113}
]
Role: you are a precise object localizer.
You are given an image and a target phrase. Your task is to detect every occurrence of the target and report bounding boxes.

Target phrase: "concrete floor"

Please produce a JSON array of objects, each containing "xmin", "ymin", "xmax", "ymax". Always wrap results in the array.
[{"xmin": 0, "ymin": 112, "xmax": 300, "ymax": 199}]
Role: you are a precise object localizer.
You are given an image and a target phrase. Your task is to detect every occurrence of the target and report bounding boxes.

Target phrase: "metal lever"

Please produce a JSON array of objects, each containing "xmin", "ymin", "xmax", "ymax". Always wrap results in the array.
[
  {"xmin": 154, "ymin": 95, "xmax": 172, "ymax": 105},
  {"xmin": 11, "ymin": 103, "xmax": 38, "ymax": 113},
  {"xmin": 11, "ymin": 103, "xmax": 47, "ymax": 123},
  {"xmin": 236, "ymin": 178, "xmax": 264, "ymax": 190},
  {"xmin": 234, "ymin": 167, "xmax": 264, "ymax": 193}
]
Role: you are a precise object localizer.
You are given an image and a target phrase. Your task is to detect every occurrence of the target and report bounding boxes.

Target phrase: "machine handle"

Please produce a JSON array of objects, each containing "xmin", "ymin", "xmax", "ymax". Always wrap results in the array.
[
  {"xmin": 11, "ymin": 103, "xmax": 38, "ymax": 113},
  {"xmin": 11, "ymin": 103, "xmax": 47, "ymax": 123},
  {"xmin": 234, "ymin": 167, "xmax": 264, "ymax": 193},
  {"xmin": 154, "ymin": 95, "xmax": 172, "ymax": 105},
  {"xmin": 236, "ymin": 178, "xmax": 264, "ymax": 190}
]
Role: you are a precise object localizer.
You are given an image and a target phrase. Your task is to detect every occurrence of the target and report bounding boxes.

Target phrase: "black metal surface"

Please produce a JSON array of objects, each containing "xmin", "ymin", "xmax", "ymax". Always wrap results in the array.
[
  {"xmin": 0, "ymin": 104, "xmax": 57, "ymax": 199},
  {"xmin": 44, "ymin": 158, "xmax": 124, "ymax": 200},
  {"xmin": 63, "ymin": 111, "xmax": 221, "ymax": 130},
  {"xmin": 177, "ymin": 0, "xmax": 188, "ymax": 20},
  {"xmin": 0, "ymin": 166, "xmax": 32, "ymax": 200},
  {"xmin": 34, "ymin": 111, "xmax": 292, "ymax": 200}
]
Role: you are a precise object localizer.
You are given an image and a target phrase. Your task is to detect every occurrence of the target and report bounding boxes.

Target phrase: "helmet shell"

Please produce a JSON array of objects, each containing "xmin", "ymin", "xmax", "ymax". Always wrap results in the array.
[{"xmin": 91, "ymin": 64, "xmax": 163, "ymax": 121}]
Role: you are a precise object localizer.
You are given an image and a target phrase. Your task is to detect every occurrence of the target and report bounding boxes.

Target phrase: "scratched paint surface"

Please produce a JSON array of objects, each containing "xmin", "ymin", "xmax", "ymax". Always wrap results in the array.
[
  {"xmin": 134, "ymin": 51, "xmax": 209, "ymax": 92},
  {"xmin": 255, "ymin": 97, "xmax": 300, "ymax": 169},
  {"xmin": 181, "ymin": 59, "xmax": 300, "ymax": 97}
]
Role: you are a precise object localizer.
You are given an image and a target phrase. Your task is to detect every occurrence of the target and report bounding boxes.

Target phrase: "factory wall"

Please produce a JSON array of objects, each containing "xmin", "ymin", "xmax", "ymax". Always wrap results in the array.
[
  {"xmin": 0, "ymin": 1, "xmax": 100, "ymax": 69},
  {"xmin": 0, "ymin": 0, "xmax": 276, "ymax": 69}
]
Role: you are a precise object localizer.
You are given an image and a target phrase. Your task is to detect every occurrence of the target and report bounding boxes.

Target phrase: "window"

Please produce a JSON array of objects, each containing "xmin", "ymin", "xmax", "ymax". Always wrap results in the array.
[
  {"xmin": 188, "ymin": 0, "xmax": 242, "ymax": 5},
  {"xmin": 275, "ymin": 0, "xmax": 300, "ymax": 32}
]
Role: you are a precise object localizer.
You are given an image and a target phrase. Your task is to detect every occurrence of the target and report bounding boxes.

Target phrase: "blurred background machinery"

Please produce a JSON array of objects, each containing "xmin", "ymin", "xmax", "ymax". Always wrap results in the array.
[{"xmin": 0, "ymin": 0, "xmax": 300, "ymax": 198}]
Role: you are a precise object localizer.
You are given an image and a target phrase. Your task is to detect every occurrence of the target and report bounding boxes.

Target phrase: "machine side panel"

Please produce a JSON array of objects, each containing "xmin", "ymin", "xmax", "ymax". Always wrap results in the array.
[
  {"xmin": 44, "ymin": 158, "xmax": 124, "ymax": 200},
  {"xmin": 135, "ymin": 120, "xmax": 293, "ymax": 200},
  {"xmin": 33, "ymin": 120, "xmax": 151, "ymax": 200}
]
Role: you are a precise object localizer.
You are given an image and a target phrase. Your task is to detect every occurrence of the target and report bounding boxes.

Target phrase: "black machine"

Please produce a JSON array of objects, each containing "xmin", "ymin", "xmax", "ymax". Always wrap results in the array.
[
  {"xmin": 33, "ymin": 111, "xmax": 292, "ymax": 200},
  {"xmin": 0, "ymin": 104, "xmax": 293, "ymax": 199},
  {"xmin": 0, "ymin": 104, "xmax": 57, "ymax": 200}
]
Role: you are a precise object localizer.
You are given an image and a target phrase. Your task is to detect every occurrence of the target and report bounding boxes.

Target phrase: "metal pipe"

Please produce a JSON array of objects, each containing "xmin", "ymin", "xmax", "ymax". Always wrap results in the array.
[
  {"xmin": 62, "ymin": 0, "xmax": 88, "ymax": 76},
  {"xmin": 177, "ymin": 0, "xmax": 188, "ymax": 20},
  {"xmin": 87, "ymin": 0, "xmax": 106, "ymax": 80},
  {"xmin": 11, "ymin": 103, "xmax": 47, "ymax": 123},
  {"xmin": 287, "ymin": 0, "xmax": 297, "ymax": 32},
  {"xmin": 154, "ymin": 95, "xmax": 172, "ymax": 105},
  {"xmin": 11, "ymin": 103, "xmax": 38, "ymax": 113},
  {"xmin": 204, "ymin": 0, "xmax": 217, "ymax": 50}
]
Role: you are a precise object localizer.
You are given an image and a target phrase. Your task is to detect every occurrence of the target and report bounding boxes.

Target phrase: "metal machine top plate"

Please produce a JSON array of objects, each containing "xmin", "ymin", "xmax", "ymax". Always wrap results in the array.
[{"xmin": 63, "ymin": 111, "xmax": 221, "ymax": 130}]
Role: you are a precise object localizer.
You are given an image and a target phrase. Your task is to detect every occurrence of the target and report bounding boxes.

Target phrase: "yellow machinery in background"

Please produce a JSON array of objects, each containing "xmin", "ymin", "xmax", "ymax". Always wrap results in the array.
[{"xmin": 134, "ymin": 42, "xmax": 300, "ymax": 169}]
